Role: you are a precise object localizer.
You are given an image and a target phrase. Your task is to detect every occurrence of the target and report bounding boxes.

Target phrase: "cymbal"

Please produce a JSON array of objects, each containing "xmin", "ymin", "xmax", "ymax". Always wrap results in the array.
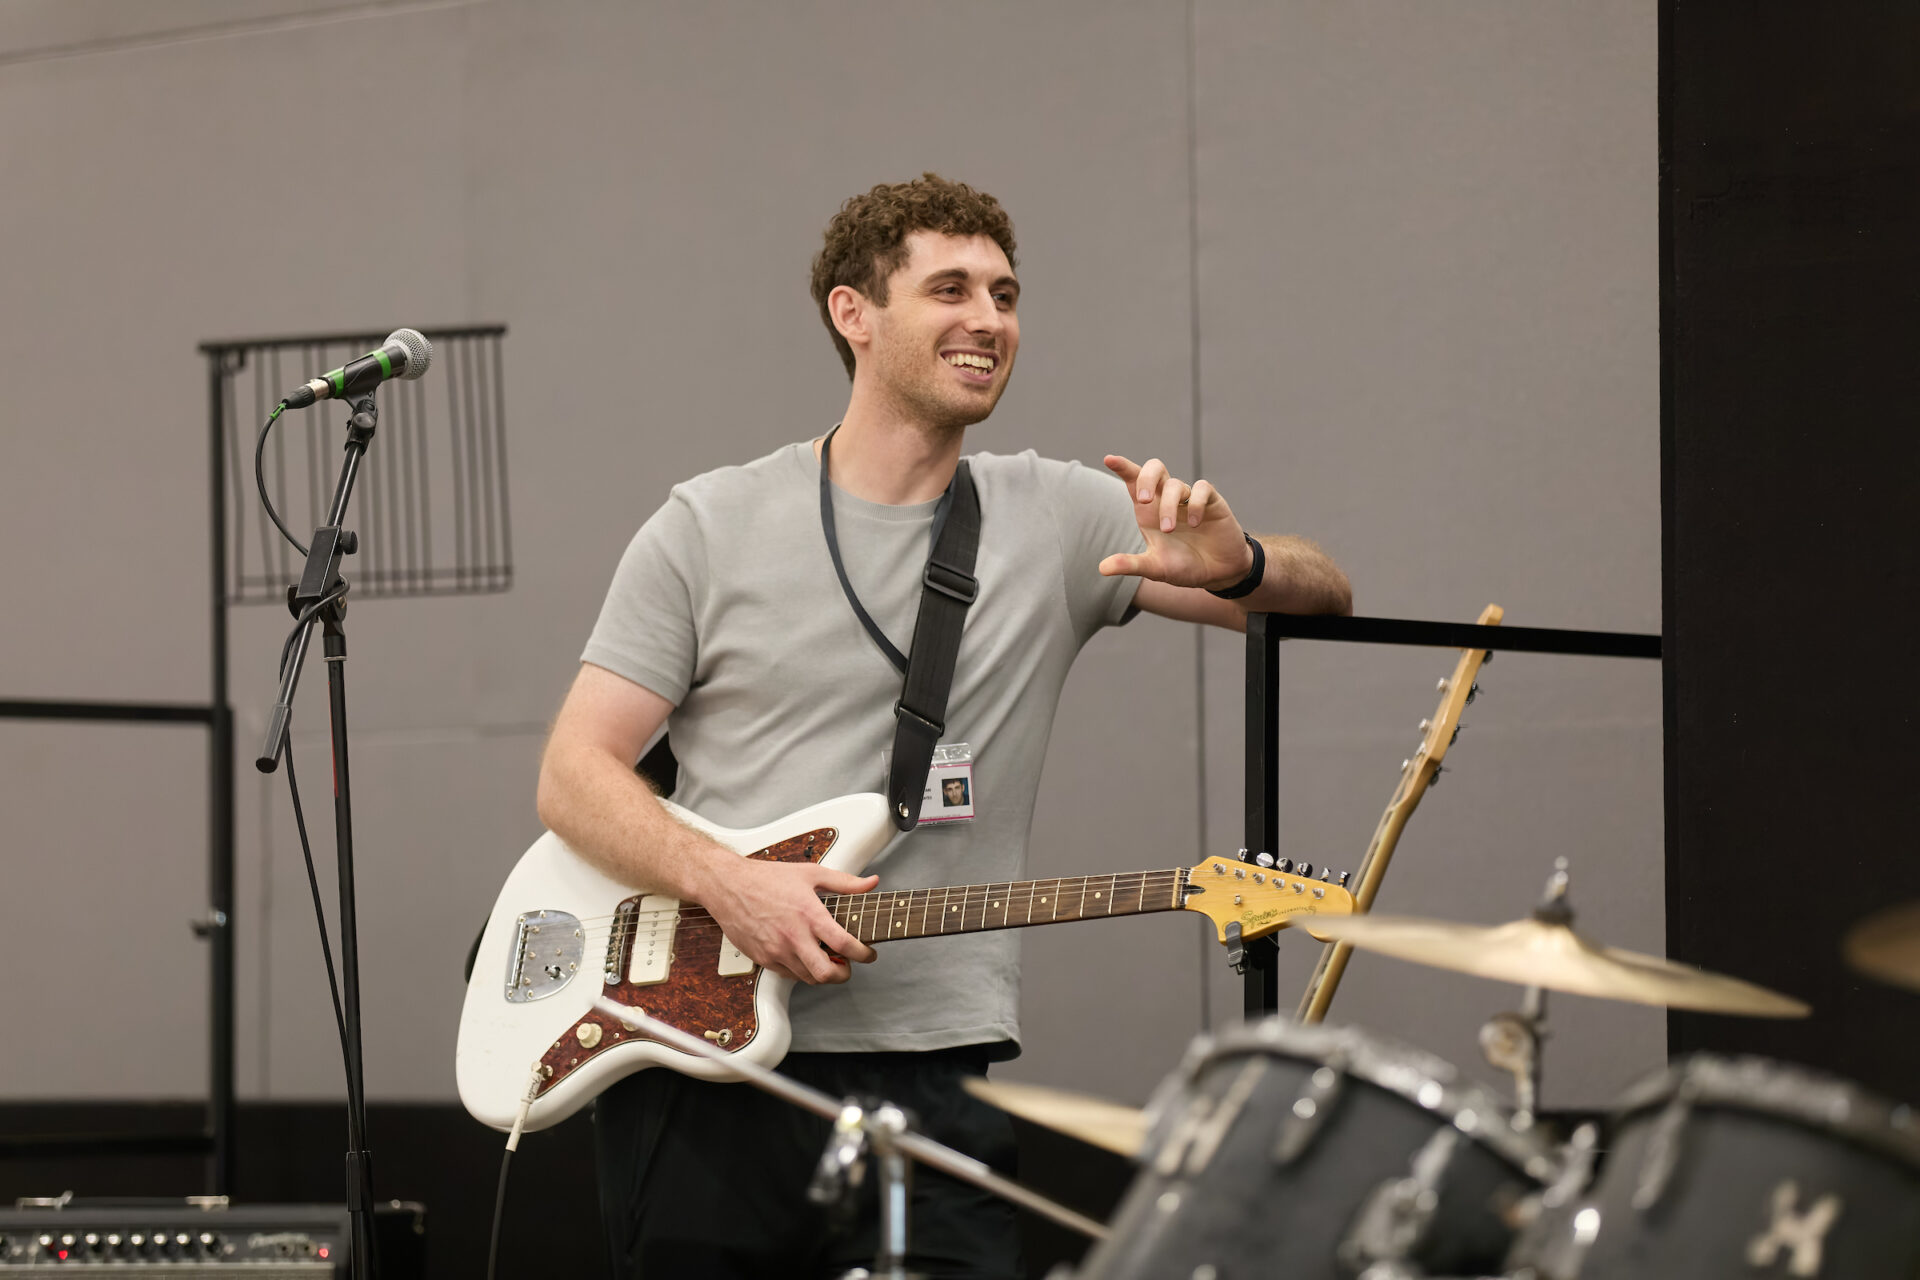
[
  {"xmin": 1303, "ymin": 913, "xmax": 1809, "ymax": 1018},
  {"xmin": 962, "ymin": 1077, "xmax": 1146, "ymax": 1158},
  {"xmin": 1844, "ymin": 900, "xmax": 1920, "ymax": 994}
]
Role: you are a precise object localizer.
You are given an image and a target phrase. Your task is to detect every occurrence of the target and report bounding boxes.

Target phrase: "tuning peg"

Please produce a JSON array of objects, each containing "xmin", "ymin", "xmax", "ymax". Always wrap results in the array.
[
  {"xmin": 1401, "ymin": 759, "xmax": 1411, "ymax": 772},
  {"xmin": 1277, "ymin": 858, "xmax": 1294, "ymax": 874},
  {"xmin": 1419, "ymin": 718, "xmax": 1432, "ymax": 732},
  {"xmin": 1481, "ymin": 651, "xmax": 1494, "ymax": 666},
  {"xmin": 1430, "ymin": 766, "xmax": 1446, "ymax": 786},
  {"xmin": 1337, "ymin": 871, "xmax": 1353, "ymax": 889},
  {"xmin": 1466, "ymin": 682, "xmax": 1480, "ymax": 704},
  {"xmin": 1436, "ymin": 677, "xmax": 1450, "ymax": 692},
  {"xmin": 1254, "ymin": 852, "xmax": 1275, "ymax": 869},
  {"xmin": 1297, "ymin": 863, "xmax": 1315, "ymax": 880},
  {"xmin": 1449, "ymin": 725, "xmax": 1460, "ymax": 745},
  {"xmin": 1234, "ymin": 847, "xmax": 1250, "ymax": 862}
]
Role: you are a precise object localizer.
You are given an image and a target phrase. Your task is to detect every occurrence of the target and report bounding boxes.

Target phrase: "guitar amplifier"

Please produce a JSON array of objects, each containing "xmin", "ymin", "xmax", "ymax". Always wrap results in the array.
[{"xmin": 0, "ymin": 1199, "xmax": 425, "ymax": 1276}]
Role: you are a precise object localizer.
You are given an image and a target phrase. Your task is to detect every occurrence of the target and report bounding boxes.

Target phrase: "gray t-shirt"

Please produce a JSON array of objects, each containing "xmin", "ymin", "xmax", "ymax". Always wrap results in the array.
[{"xmin": 581, "ymin": 439, "xmax": 1146, "ymax": 1053}]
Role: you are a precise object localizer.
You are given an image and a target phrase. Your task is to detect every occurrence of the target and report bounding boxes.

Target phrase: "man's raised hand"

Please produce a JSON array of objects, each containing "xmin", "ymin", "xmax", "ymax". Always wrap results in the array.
[{"xmin": 1099, "ymin": 454, "xmax": 1256, "ymax": 590}]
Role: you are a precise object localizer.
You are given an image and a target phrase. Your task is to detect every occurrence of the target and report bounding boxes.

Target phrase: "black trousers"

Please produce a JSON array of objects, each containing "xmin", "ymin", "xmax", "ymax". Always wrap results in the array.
[{"xmin": 594, "ymin": 1045, "xmax": 1024, "ymax": 1280}]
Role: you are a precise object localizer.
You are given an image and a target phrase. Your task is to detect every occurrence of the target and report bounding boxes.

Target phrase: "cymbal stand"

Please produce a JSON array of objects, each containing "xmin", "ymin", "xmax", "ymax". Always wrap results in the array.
[
  {"xmin": 1479, "ymin": 859, "xmax": 1571, "ymax": 1132},
  {"xmin": 812, "ymin": 1100, "xmax": 920, "ymax": 1280},
  {"xmin": 589, "ymin": 996, "xmax": 1107, "ymax": 1250}
]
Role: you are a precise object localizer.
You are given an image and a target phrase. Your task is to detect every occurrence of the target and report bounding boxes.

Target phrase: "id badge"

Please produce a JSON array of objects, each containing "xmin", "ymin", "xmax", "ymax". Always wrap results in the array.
[{"xmin": 883, "ymin": 741, "xmax": 976, "ymax": 824}]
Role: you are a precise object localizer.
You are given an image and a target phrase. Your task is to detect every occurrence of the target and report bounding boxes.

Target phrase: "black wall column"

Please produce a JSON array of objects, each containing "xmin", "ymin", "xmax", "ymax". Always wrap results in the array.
[{"xmin": 1663, "ymin": 1, "xmax": 1920, "ymax": 1096}]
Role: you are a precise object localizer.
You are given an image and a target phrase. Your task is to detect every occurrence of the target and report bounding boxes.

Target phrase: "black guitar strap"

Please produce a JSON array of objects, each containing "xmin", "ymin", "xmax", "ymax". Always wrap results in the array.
[{"xmin": 819, "ymin": 428, "xmax": 981, "ymax": 832}]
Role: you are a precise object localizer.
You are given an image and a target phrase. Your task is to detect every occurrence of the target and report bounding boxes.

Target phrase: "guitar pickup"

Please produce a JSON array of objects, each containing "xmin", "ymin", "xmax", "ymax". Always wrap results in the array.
[
  {"xmin": 626, "ymin": 895, "xmax": 678, "ymax": 986},
  {"xmin": 717, "ymin": 936, "xmax": 754, "ymax": 978}
]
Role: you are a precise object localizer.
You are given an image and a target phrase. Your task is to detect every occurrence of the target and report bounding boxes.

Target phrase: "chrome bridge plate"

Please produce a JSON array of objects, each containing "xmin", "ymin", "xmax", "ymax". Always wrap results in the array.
[{"xmin": 505, "ymin": 909, "xmax": 583, "ymax": 1003}]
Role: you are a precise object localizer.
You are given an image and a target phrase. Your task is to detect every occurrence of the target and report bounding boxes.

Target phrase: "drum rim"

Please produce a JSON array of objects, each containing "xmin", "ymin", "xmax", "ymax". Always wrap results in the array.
[
  {"xmin": 1614, "ymin": 1053, "xmax": 1920, "ymax": 1168},
  {"xmin": 1188, "ymin": 1018, "xmax": 1561, "ymax": 1180}
]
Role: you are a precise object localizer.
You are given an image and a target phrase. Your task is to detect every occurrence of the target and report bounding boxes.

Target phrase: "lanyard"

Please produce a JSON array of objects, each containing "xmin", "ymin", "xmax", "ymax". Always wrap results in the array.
[{"xmin": 817, "ymin": 425, "xmax": 956, "ymax": 675}]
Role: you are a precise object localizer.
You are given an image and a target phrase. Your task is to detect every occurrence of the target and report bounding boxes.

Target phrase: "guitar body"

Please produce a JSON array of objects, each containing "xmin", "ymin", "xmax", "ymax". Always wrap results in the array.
[{"xmin": 456, "ymin": 793, "xmax": 894, "ymax": 1133}]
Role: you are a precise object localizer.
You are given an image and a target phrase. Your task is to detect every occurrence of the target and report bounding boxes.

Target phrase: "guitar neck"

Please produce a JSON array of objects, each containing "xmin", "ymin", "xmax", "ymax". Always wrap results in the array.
[{"xmin": 821, "ymin": 869, "xmax": 1190, "ymax": 946}]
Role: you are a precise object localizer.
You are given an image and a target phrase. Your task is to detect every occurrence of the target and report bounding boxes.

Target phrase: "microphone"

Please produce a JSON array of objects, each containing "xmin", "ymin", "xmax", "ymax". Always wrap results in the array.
[{"xmin": 282, "ymin": 328, "xmax": 433, "ymax": 408}]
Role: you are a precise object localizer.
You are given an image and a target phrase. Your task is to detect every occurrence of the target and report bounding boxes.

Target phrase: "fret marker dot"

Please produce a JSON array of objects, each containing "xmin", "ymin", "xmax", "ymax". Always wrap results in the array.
[
  {"xmin": 993, "ymin": 901, "xmax": 1001, "ymax": 908},
  {"xmin": 1094, "ymin": 893, "xmax": 1103, "ymax": 899}
]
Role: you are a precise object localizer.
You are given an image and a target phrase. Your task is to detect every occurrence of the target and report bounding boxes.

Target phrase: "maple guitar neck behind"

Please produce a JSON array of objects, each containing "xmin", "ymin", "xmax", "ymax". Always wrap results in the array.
[{"xmin": 1296, "ymin": 604, "xmax": 1503, "ymax": 1024}]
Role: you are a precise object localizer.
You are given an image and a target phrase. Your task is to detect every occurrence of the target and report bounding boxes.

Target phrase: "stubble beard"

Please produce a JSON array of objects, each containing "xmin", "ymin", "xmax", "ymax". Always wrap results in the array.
[{"xmin": 873, "ymin": 343, "xmax": 1004, "ymax": 441}]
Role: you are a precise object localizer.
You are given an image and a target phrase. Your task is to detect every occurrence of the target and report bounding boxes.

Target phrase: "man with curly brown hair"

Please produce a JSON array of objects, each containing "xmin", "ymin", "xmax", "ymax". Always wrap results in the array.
[{"xmin": 539, "ymin": 173, "xmax": 1351, "ymax": 1278}]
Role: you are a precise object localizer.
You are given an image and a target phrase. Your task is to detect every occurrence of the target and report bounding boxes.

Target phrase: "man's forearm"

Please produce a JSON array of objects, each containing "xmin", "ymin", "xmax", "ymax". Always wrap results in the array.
[
  {"xmin": 1236, "ymin": 534, "xmax": 1353, "ymax": 616},
  {"xmin": 535, "ymin": 743, "xmax": 733, "ymax": 902}
]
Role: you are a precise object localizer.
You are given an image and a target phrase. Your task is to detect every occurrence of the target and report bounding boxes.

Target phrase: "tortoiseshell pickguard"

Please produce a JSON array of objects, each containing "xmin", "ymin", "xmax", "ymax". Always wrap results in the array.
[{"xmin": 536, "ymin": 826, "xmax": 839, "ymax": 1094}]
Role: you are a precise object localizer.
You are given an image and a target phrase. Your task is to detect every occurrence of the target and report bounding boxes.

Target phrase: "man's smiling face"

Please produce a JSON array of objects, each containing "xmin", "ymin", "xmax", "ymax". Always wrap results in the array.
[{"xmin": 863, "ymin": 230, "xmax": 1020, "ymax": 434}]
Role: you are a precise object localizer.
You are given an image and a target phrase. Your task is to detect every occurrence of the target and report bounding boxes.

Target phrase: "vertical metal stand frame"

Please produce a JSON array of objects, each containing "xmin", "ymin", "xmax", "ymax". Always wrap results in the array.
[{"xmin": 1239, "ymin": 611, "xmax": 1663, "ymax": 1018}]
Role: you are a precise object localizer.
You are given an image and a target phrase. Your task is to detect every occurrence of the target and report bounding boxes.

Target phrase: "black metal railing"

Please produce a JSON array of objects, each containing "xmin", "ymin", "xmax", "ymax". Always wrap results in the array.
[{"xmin": 1239, "ymin": 611, "xmax": 1663, "ymax": 1015}]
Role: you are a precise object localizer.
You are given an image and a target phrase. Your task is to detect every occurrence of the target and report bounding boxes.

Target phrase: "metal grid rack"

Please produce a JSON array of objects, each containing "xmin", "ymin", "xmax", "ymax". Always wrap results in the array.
[{"xmin": 212, "ymin": 325, "xmax": 512, "ymax": 604}]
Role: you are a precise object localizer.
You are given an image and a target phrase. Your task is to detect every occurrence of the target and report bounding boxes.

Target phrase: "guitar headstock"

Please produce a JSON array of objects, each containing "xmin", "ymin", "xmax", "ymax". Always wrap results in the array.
[
  {"xmin": 1403, "ymin": 603, "xmax": 1503, "ymax": 791},
  {"xmin": 1180, "ymin": 858, "xmax": 1357, "ymax": 943}
]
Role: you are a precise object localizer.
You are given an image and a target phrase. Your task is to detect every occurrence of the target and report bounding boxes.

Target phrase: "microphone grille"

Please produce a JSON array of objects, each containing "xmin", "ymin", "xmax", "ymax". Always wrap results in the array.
[{"xmin": 386, "ymin": 328, "xmax": 433, "ymax": 381}]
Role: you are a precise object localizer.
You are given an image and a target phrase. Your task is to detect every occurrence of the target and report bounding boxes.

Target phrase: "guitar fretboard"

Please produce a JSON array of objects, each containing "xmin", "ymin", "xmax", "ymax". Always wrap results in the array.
[{"xmin": 821, "ymin": 870, "xmax": 1190, "ymax": 946}]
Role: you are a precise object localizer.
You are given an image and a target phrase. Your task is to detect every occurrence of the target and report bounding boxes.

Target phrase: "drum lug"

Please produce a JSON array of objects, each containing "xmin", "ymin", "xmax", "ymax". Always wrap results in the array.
[
  {"xmin": 1339, "ymin": 1126, "xmax": 1462, "ymax": 1272},
  {"xmin": 1272, "ymin": 1063, "xmax": 1346, "ymax": 1167},
  {"xmin": 1632, "ymin": 1090, "xmax": 1696, "ymax": 1211}
]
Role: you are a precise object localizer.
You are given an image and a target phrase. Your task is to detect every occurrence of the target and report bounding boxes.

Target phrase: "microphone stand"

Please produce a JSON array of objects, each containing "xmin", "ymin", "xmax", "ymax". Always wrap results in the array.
[{"xmin": 256, "ymin": 390, "xmax": 382, "ymax": 1280}]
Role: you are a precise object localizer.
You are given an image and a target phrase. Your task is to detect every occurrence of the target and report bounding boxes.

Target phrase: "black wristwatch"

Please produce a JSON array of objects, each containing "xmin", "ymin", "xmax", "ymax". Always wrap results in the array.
[{"xmin": 1207, "ymin": 532, "xmax": 1266, "ymax": 600}]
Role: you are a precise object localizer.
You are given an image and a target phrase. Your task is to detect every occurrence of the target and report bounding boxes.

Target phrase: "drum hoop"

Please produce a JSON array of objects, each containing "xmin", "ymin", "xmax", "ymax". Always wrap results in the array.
[
  {"xmin": 1614, "ymin": 1054, "xmax": 1920, "ymax": 1168},
  {"xmin": 1196, "ymin": 1019, "xmax": 1560, "ymax": 1180}
]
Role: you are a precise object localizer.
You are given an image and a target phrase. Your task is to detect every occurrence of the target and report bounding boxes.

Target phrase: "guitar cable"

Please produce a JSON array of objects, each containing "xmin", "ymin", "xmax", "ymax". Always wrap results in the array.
[{"xmin": 486, "ymin": 1070, "xmax": 544, "ymax": 1280}]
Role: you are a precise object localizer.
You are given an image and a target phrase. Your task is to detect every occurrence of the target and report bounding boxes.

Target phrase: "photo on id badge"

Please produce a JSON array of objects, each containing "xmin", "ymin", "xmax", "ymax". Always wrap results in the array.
[{"xmin": 923, "ymin": 742, "xmax": 975, "ymax": 823}]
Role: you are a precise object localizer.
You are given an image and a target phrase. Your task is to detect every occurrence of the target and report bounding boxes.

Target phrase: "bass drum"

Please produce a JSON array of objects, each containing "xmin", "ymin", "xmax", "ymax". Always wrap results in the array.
[
  {"xmin": 1069, "ymin": 1019, "xmax": 1559, "ymax": 1280},
  {"xmin": 1510, "ymin": 1054, "xmax": 1920, "ymax": 1278}
]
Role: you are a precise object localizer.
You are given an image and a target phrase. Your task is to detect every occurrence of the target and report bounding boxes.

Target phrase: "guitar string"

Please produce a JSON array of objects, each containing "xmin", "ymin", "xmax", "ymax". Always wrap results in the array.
[
  {"xmin": 550, "ymin": 876, "xmax": 1193, "ymax": 948},
  {"xmin": 514, "ymin": 871, "xmax": 1192, "ymax": 935},
  {"xmin": 501, "ymin": 874, "xmax": 1198, "ymax": 957},
  {"xmin": 516, "ymin": 869, "xmax": 1339, "ymax": 953}
]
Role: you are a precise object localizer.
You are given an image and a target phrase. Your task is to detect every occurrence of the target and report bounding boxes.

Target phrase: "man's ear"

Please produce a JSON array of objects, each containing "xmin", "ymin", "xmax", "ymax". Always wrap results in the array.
[{"xmin": 829, "ymin": 284, "xmax": 873, "ymax": 354}]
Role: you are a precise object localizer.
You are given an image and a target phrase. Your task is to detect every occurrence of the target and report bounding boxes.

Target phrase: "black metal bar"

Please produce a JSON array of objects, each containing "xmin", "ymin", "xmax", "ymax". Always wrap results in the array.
[
  {"xmin": 1242, "ymin": 614, "xmax": 1281, "ymax": 1017},
  {"xmin": 1256, "ymin": 612, "xmax": 1661, "ymax": 659},
  {"xmin": 206, "ymin": 351, "xmax": 237, "ymax": 1196},
  {"xmin": 0, "ymin": 699, "xmax": 214, "ymax": 724},
  {"xmin": 0, "ymin": 1132, "xmax": 215, "ymax": 1161},
  {"xmin": 198, "ymin": 324, "xmax": 506, "ymax": 354},
  {"xmin": 491, "ymin": 332, "xmax": 513, "ymax": 589}
]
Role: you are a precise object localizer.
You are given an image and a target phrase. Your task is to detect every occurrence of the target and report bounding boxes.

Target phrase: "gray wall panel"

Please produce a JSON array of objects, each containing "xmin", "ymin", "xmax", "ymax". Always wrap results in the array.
[{"xmin": 1193, "ymin": 1, "xmax": 1661, "ymax": 1104}]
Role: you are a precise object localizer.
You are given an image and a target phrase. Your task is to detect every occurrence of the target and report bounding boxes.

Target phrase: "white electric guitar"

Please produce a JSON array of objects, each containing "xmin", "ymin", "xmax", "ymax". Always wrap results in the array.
[{"xmin": 457, "ymin": 793, "xmax": 1355, "ymax": 1132}]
